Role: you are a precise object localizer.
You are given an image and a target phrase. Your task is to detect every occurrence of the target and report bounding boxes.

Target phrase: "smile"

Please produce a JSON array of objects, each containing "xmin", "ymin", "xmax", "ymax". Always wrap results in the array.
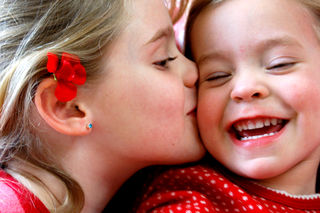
[{"xmin": 231, "ymin": 117, "xmax": 288, "ymax": 141}]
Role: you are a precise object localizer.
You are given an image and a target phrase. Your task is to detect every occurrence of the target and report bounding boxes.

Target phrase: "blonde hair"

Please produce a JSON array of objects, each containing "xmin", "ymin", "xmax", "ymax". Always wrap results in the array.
[
  {"xmin": 0, "ymin": 0, "xmax": 127, "ymax": 212},
  {"xmin": 167, "ymin": 0, "xmax": 190, "ymax": 23}
]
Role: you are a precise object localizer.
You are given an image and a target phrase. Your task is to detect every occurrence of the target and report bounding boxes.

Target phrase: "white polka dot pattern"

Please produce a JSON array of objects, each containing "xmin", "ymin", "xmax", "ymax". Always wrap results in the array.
[{"xmin": 136, "ymin": 165, "xmax": 320, "ymax": 213}]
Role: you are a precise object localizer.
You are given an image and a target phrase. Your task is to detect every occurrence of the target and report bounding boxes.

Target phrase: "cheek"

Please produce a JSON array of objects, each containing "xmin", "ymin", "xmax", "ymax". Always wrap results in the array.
[
  {"xmin": 129, "ymin": 81, "xmax": 186, "ymax": 141},
  {"xmin": 284, "ymin": 76, "xmax": 320, "ymax": 112},
  {"xmin": 197, "ymin": 89, "xmax": 226, "ymax": 136},
  {"xmin": 95, "ymin": 79, "xmax": 187, "ymax": 160},
  {"xmin": 280, "ymin": 76, "xmax": 320, "ymax": 143}
]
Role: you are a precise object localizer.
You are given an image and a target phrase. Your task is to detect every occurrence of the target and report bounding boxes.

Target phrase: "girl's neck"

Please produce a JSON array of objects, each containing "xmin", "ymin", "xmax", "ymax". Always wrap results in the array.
[{"xmin": 61, "ymin": 151, "xmax": 145, "ymax": 213}]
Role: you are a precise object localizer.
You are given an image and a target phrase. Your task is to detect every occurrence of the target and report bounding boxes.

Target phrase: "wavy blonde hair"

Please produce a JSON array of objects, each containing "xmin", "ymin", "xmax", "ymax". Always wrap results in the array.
[
  {"xmin": 0, "ymin": 0, "xmax": 192, "ymax": 212},
  {"xmin": 0, "ymin": 0, "xmax": 127, "ymax": 212},
  {"xmin": 167, "ymin": 0, "xmax": 190, "ymax": 23}
]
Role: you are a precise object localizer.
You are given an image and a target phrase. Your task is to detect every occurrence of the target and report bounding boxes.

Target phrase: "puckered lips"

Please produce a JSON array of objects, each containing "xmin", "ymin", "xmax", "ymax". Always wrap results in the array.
[{"xmin": 229, "ymin": 117, "xmax": 288, "ymax": 142}]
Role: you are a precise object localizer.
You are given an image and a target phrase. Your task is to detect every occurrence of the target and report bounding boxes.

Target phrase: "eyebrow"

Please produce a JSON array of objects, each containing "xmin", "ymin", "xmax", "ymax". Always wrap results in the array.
[
  {"xmin": 197, "ymin": 51, "xmax": 229, "ymax": 65},
  {"xmin": 256, "ymin": 36, "xmax": 303, "ymax": 52},
  {"xmin": 197, "ymin": 36, "xmax": 303, "ymax": 65},
  {"xmin": 145, "ymin": 26, "xmax": 173, "ymax": 45}
]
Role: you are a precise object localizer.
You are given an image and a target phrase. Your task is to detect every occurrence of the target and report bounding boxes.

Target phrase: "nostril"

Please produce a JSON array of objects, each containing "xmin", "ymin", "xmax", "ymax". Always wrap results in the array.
[
  {"xmin": 252, "ymin": 92, "xmax": 260, "ymax": 97},
  {"xmin": 231, "ymin": 83, "xmax": 270, "ymax": 102},
  {"xmin": 231, "ymin": 91, "xmax": 266, "ymax": 102}
]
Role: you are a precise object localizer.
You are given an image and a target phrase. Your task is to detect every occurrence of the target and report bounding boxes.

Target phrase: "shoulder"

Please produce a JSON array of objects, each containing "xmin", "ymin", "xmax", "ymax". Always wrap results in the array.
[
  {"xmin": 0, "ymin": 170, "xmax": 49, "ymax": 213},
  {"xmin": 137, "ymin": 190, "xmax": 214, "ymax": 213},
  {"xmin": 136, "ymin": 164, "xmax": 223, "ymax": 213},
  {"xmin": 144, "ymin": 164, "xmax": 229, "ymax": 192},
  {"xmin": 0, "ymin": 170, "xmax": 27, "ymax": 212}
]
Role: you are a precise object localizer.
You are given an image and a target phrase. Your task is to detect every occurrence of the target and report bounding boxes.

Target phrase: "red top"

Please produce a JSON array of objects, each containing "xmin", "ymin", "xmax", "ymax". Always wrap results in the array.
[
  {"xmin": 0, "ymin": 169, "xmax": 49, "ymax": 213},
  {"xmin": 137, "ymin": 164, "xmax": 320, "ymax": 213}
]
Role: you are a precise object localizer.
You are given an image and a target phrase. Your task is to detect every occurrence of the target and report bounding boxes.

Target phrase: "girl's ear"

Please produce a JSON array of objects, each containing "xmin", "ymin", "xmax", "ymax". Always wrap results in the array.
[{"xmin": 34, "ymin": 78, "xmax": 91, "ymax": 136}]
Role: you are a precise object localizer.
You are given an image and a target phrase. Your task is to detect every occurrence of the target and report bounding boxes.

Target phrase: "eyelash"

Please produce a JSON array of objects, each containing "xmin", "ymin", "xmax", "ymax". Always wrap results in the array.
[
  {"xmin": 267, "ymin": 62, "xmax": 296, "ymax": 70},
  {"xmin": 154, "ymin": 56, "xmax": 177, "ymax": 69},
  {"xmin": 201, "ymin": 72, "xmax": 232, "ymax": 87},
  {"xmin": 206, "ymin": 73, "xmax": 231, "ymax": 81}
]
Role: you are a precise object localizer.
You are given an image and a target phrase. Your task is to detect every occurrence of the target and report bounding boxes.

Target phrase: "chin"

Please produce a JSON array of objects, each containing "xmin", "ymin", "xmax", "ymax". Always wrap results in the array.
[
  {"xmin": 240, "ymin": 168, "xmax": 282, "ymax": 181},
  {"xmin": 228, "ymin": 159, "xmax": 282, "ymax": 180}
]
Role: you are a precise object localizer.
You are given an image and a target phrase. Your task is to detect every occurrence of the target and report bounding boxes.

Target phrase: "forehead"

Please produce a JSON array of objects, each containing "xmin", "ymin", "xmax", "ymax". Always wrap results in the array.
[
  {"xmin": 102, "ymin": 0, "xmax": 173, "ymax": 67},
  {"xmin": 191, "ymin": 0, "xmax": 319, "ymax": 56},
  {"xmin": 112, "ymin": 0, "xmax": 172, "ymax": 54},
  {"xmin": 203, "ymin": 0, "xmax": 316, "ymax": 34},
  {"xmin": 125, "ymin": 0, "xmax": 171, "ymax": 35}
]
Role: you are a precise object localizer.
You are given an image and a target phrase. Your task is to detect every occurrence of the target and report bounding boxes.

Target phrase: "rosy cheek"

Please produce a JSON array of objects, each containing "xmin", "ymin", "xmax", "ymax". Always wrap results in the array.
[
  {"xmin": 198, "ymin": 92, "xmax": 223, "ymax": 131},
  {"xmin": 284, "ymin": 78, "xmax": 320, "ymax": 112}
]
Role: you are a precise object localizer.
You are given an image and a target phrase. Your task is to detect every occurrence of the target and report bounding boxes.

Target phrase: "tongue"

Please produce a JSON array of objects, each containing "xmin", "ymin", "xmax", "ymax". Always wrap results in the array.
[{"xmin": 237, "ymin": 124, "xmax": 283, "ymax": 138}]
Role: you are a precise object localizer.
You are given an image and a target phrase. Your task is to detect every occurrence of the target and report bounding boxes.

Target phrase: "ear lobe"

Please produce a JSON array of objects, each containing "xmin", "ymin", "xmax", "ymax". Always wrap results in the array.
[{"xmin": 35, "ymin": 78, "xmax": 91, "ymax": 136}]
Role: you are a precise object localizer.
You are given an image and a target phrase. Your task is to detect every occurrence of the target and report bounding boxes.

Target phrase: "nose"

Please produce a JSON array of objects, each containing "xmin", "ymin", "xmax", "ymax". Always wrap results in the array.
[
  {"xmin": 230, "ymin": 72, "xmax": 269, "ymax": 102},
  {"xmin": 181, "ymin": 56, "xmax": 198, "ymax": 114},
  {"xmin": 181, "ymin": 56, "xmax": 198, "ymax": 88}
]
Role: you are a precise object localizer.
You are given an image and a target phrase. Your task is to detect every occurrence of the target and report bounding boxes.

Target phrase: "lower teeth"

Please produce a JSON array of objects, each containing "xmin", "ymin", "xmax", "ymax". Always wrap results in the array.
[{"xmin": 240, "ymin": 132, "xmax": 276, "ymax": 141}]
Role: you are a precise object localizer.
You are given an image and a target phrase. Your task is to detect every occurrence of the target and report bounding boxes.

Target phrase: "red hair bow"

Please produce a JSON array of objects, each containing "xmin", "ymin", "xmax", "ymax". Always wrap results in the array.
[{"xmin": 47, "ymin": 52, "xmax": 86, "ymax": 102}]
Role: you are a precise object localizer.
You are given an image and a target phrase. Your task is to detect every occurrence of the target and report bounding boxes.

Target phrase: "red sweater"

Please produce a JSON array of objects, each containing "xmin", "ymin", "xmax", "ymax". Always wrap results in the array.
[
  {"xmin": 0, "ymin": 169, "xmax": 49, "ymax": 213},
  {"xmin": 137, "ymin": 164, "xmax": 320, "ymax": 213}
]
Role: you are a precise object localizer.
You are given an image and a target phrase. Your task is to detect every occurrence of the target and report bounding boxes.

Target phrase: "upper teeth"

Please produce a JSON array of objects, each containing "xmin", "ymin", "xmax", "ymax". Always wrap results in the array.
[{"xmin": 234, "ymin": 118, "xmax": 282, "ymax": 132}]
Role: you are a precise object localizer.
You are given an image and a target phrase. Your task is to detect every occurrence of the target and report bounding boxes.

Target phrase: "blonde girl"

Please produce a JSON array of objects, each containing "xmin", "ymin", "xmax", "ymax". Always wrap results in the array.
[{"xmin": 0, "ymin": 0, "xmax": 204, "ymax": 212}]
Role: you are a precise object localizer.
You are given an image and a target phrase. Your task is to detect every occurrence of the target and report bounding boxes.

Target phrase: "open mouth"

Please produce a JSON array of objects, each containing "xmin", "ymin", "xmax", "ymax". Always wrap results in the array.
[{"xmin": 230, "ymin": 118, "xmax": 288, "ymax": 141}]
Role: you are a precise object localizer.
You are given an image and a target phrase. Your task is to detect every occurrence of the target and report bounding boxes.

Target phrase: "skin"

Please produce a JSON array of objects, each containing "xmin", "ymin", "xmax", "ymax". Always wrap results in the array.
[
  {"xmin": 33, "ymin": 0, "xmax": 205, "ymax": 212},
  {"xmin": 191, "ymin": 0, "xmax": 320, "ymax": 195}
]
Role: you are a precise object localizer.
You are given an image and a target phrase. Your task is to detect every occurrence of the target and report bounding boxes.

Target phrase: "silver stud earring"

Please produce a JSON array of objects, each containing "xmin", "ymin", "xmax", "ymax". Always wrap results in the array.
[{"xmin": 87, "ymin": 123, "xmax": 93, "ymax": 129}]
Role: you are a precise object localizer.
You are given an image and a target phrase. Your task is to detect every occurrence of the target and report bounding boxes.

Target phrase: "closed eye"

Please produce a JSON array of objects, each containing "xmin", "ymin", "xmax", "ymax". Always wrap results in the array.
[
  {"xmin": 266, "ymin": 62, "xmax": 295, "ymax": 70},
  {"xmin": 207, "ymin": 72, "xmax": 231, "ymax": 81},
  {"xmin": 153, "ymin": 56, "xmax": 177, "ymax": 69},
  {"xmin": 200, "ymin": 71, "xmax": 232, "ymax": 87}
]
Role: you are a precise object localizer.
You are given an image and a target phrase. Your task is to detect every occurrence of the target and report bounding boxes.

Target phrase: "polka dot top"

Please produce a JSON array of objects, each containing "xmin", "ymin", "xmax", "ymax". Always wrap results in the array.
[{"xmin": 136, "ymin": 164, "xmax": 320, "ymax": 213}]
